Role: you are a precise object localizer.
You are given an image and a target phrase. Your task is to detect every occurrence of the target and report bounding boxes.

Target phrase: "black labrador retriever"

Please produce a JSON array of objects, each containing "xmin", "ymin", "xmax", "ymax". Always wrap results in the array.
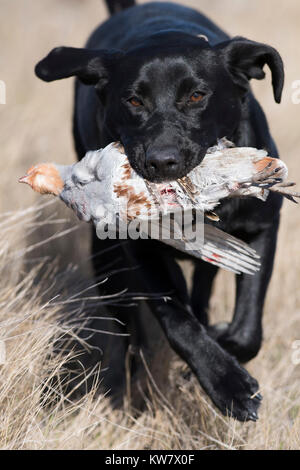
[{"xmin": 35, "ymin": 0, "xmax": 284, "ymax": 421}]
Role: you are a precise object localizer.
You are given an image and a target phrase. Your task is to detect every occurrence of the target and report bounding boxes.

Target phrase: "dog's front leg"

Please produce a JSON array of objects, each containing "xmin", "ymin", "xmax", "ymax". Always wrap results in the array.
[
  {"xmin": 210, "ymin": 216, "xmax": 280, "ymax": 363},
  {"xmin": 191, "ymin": 260, "xmax": 219, "ymax": 327},
  {"xmin": 130, "ymin": 244, "xmax": 262, "ymax": 421},
  {"xmin": 151, "ymin": 297, "xmax": 261, "ymax": 421}
]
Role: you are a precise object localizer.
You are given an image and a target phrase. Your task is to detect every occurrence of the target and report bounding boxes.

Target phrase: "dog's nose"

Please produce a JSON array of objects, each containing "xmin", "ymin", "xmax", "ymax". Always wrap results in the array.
[{"xmin": 146, "ymin": 146, "xmax": 181, "ymax": 179}]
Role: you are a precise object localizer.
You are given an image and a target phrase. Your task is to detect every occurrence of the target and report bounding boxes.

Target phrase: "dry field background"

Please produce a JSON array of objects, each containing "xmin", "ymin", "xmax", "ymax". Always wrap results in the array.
[{"xmin": 0, "ymin": 0, "xmax": 299, "ymax": 449}]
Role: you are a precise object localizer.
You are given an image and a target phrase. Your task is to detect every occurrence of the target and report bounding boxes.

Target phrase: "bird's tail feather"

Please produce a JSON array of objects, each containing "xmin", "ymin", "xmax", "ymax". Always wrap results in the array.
[{"xmin": 146, "ymin": 216, "xmax": 261, "ymax": 275}]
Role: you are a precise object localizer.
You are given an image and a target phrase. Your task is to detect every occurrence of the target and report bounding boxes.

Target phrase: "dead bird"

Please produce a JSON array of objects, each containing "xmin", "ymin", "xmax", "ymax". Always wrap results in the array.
[{"xmin": 19, "ymin": 139, "xmax": 299, "ymax": 275}]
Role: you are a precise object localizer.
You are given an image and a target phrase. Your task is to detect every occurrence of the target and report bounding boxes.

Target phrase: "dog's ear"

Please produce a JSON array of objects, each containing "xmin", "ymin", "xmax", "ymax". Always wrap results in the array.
[
  {"xmin": 35, "ymin": 47, "xmax": 121, "ymax": 85},
  {"xmin": 216, "ymin": 37, "xmax": 284, "ymax": 103}
]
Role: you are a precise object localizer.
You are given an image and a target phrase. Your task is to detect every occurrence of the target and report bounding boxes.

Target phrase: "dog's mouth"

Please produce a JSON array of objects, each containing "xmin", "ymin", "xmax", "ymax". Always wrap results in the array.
[
  {"xmin": 157, "ymin": 185, "xmax": 178, "ymax": 206},
  {"xmin": 160, "ymin": 187, "xmax": 176, "ymax": 197}
]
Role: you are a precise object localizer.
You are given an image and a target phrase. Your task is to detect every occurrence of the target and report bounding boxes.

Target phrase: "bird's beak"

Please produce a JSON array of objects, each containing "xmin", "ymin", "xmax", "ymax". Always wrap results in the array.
[{"xmin": 18, "ymin": 174, "xmax": 32, "ymax": 186}]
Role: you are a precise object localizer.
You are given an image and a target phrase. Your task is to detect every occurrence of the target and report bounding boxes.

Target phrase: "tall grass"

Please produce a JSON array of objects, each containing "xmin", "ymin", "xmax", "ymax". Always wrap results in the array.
[
  {"xmin": 0, "ymin": 204, "xmax": 299, "ymax": 449},
  {"xmin": 0, "ymin": 0, "xmax": 299, "ymax": 450}
]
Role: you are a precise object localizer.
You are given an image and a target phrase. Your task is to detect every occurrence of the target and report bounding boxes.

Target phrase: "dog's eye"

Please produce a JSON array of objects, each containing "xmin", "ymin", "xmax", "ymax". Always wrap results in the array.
[
  {"xmin": 128, "ymin": 97, "xmax": 143, "ymax": 107},
  {"xmin": 189, "ymin": 92, "xmax": 204, "ymax": 103}
]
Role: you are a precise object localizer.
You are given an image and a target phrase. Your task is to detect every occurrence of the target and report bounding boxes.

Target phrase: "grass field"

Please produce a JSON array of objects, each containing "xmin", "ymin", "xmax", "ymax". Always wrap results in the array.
[{"xmin": 0, "ymin": 0, "xmax": 299, "ymax": 449}]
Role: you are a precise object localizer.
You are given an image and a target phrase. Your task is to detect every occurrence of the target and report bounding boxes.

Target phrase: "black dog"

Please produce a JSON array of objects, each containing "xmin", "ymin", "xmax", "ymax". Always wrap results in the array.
[{"xmin": 35, "ymin": 0, "xmax": 284, "ymax": 421}]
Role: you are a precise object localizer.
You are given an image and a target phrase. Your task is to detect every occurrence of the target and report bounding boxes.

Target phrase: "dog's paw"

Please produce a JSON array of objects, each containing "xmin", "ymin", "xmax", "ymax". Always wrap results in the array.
[{"xmin": 208, "ymin": 360, "xmax": 262, "ymax": 422}]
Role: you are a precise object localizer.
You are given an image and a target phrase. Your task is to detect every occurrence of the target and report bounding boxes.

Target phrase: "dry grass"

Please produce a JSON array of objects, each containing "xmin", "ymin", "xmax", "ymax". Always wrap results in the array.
[{"xmin": 0, "ymin": 0, "xmax": 299, "ymax": 450}]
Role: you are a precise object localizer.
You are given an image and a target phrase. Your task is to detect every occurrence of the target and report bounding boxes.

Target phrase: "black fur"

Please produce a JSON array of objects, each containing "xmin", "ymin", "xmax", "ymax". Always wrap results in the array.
[
  {"xmin": 35, "ymin": 1, "xmax": 284, "ymax": 421},
  {"xmin": 105, "ymin": 0, "xmax": 135, "ymax": 15}
]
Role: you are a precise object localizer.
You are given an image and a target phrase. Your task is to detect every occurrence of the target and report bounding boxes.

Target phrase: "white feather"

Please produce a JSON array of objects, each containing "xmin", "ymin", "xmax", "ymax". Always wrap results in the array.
[{"xmin": 53, "ymin": 138, "xmax": 296, "ymax": 275}]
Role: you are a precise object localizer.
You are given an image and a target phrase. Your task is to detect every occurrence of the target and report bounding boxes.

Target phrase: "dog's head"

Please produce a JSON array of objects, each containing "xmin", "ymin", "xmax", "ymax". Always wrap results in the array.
[{"xmin": 35, "ymin": 32, "xmax": 284, "ymax": 182}]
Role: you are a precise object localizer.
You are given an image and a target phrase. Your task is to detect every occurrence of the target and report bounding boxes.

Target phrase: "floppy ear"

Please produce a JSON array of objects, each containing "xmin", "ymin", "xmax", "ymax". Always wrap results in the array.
[
  {"xmin": 35, "ymin": 46, "xmax": 121, "ymax": 85},
  {"xmin": 216, "ymin": 37, "xmax": 284, "ymax": 103}
]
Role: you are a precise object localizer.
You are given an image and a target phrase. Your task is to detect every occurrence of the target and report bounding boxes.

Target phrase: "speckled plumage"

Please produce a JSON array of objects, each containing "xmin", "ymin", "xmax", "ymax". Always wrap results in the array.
[{"xmin": 19, "ymin": 139, "xmax": 299, "ymax": 275}]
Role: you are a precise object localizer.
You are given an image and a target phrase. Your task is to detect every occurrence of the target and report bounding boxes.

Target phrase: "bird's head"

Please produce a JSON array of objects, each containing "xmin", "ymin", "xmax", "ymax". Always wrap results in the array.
[{"xmin": 19, "ymin": 163, "xmax": 63, "ymax": 196}]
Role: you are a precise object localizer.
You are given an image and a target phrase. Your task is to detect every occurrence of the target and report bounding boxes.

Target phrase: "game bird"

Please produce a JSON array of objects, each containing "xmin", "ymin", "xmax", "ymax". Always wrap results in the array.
[{"xmin": 19, "ymin": 138, "xmax": 299, "ymax": 275}]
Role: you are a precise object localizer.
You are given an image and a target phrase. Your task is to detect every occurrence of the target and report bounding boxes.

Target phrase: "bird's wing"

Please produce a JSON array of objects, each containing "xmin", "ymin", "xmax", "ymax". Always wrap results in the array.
[{"xmin": 142, "ymin": 211, "xmax": 260, "ymax": 275}]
